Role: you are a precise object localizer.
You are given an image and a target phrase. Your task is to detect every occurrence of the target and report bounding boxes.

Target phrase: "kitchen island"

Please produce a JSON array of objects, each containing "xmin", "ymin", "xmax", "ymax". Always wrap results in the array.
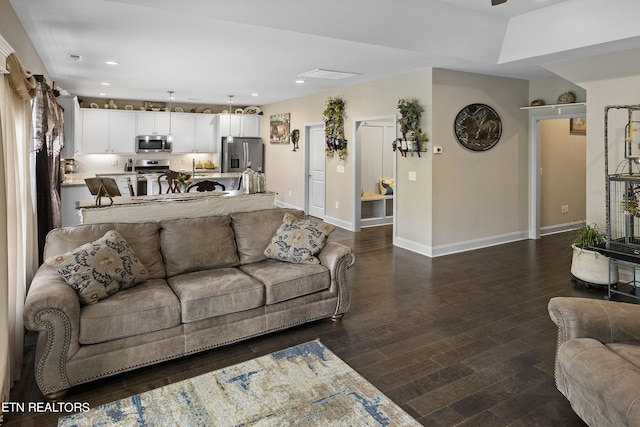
[{"xmin": 77, "ymin": 191, "xmax": 276, "ymax": 224}]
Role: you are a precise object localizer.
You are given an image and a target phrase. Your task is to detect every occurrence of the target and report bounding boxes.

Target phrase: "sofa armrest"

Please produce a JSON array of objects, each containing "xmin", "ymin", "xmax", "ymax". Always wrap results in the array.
[
  {"xmin": 548, "ymin": 296, "xmax": 640, "ymax": 346},
  {"xmin": 318, "ymin": 241, "xmax": 356, "ymax": 316},
  {"xmin": 23, "ymin": 265, "xmax": 81, "ymax": 397}
]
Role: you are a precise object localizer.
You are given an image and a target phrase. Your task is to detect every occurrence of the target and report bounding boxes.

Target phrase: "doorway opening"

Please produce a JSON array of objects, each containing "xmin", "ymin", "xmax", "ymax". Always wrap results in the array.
[
  {"xmin": 353, "ymin": 115, "xmax": 397, "ymax": 232},
  {"xmin": 529, "ymin": 112, "xmax": 587, "ymax": 239}
]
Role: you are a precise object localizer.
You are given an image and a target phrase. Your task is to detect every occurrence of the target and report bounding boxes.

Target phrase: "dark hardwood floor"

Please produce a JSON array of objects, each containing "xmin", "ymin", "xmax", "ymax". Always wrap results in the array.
[{"xmin": 6, "ymin": 225, "xmax": 601, "ymax": 426}]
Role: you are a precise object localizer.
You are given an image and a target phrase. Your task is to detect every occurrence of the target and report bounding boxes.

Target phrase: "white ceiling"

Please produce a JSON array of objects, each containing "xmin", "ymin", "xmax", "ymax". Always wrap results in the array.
[{"xmin": 8, "ymin": 0, "xmax": 640, "ymax": 106}]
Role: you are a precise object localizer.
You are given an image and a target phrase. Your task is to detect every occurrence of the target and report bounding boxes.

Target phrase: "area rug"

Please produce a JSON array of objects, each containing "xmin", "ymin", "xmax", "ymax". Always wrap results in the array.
[{"xmin": 58, "ymin": 340, "xmax": 420, "ymax": 426}]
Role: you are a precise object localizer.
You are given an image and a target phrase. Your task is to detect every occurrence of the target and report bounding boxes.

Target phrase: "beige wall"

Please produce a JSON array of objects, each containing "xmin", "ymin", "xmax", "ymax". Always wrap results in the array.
[
  {"xmin": 580, "ymin": 75, "xmax": 640, "ymax": 227},
  {"xmin": 0, "ymin": 0, "xmax": 50, "ymax": 81},
  {"xmin": 431, "ymin": 69, "xmax": 529, "ymax": 253},
  {"xmin": 262, "ymin": 68, "xmax": 531, "ymax": 256},
  {"xmin": 540, "ymin": 119, "xmax": 586, "ymax": 228},
  {"xmin": 260, "ymin": 69, "xmax": 434, "ymax": 247}
]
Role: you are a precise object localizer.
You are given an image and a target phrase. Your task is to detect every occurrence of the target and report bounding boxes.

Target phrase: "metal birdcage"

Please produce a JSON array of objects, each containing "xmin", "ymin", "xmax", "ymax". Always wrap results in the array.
[{"xmin": 604, "ymin": 105, "xmax": 640, "ymax": 259}]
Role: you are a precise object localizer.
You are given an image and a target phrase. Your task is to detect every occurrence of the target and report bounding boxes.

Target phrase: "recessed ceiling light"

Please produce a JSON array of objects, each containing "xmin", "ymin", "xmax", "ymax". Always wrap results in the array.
[
  {"xmin": 104, "ymin": 60, "xmax": 119, "ymax": 65},
  {"xmin": 298, "ymin": 69, "xmax": 358, "ymax": 80},
  {"xmin": 188, "ymin": 97, "xmax": 201, "ymax": 101},
  {"xmin": 97, "ymin": 92, "xmax": 107, "ymax": 96},
  {"xmin": 251, "ymin": 93, "xmax": 259, "ymax": 97},
  {"xmin": 295, "ymin": 80, "xmax": 305, "ymax": 84},
  {"xmin": 100, "ymin": 82, "xmax": 110, "ymax": 86}
]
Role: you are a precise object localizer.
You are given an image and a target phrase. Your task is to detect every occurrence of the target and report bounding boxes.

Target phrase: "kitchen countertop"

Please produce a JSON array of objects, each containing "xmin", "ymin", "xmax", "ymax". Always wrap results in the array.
[
  {"xmin": 62, "ymin": 171, "xmax": 242, "ymax": 187},
  {"xmin": 77, "ymin": 191, "xmax": 277, "ymax": 224}
]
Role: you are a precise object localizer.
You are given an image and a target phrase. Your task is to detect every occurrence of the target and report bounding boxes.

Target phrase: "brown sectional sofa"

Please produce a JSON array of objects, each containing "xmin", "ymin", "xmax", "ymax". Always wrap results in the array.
[
  {"xmin": 23, "ymin": 208, "xmax": 355, "ymax": 400},
  {"xmin": 548, "ymin": 297, "xmax": 640, "ymax": 426}
]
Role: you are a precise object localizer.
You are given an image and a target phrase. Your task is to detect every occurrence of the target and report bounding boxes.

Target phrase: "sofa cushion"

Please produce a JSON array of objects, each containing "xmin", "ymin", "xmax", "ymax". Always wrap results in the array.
[
  {"xmin": 45, "ymin": 230, "xmax": 149, "ymax": 305},
  {"xmin": 240, "ymin": 259, "xmax": 330, "ymax": 304},
  {"xmin": 168, "ymin": 268, "xmax": 265, "ymax": 323},
  {"xmin": 44, "ymin": 222, "xmax": 165, "ymax": 279},
  {"xmin": 230, "ymin": 208, "xmax": 305, "ymax": 265},
  {"xmin": 79, "ymin": 279, "xmax": 181, "ymax": 344},
  {"xmin": 264, "ymin": 213, "xmax": 335, "ymax": 264},
  {"xmin": 160, "ymin": 215, "xmax": 239, "ymax": 277}
]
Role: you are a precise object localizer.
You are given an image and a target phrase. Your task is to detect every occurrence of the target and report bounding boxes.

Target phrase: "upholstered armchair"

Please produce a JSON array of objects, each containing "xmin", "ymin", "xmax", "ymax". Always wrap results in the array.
[{"xmin": 548, "ymin": 297, "xmax": 640, "ymax": 426}]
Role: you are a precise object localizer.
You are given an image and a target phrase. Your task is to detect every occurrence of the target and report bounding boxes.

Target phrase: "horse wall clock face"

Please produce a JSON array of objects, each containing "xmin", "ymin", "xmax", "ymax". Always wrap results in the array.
[{"xmin": 453, "ymin": 103, "xmax": 502, "ymax": 151}]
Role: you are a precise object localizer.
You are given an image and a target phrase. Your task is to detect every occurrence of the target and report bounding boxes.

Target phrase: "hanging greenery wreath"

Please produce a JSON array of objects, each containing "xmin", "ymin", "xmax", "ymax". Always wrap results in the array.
[
  {"xmin": 394, "ymin": 98, "xmax": 428, "ymax": 157},
  {"xmin": 323, "ymin": 96, "xmax": 347, "ymax": 160}
]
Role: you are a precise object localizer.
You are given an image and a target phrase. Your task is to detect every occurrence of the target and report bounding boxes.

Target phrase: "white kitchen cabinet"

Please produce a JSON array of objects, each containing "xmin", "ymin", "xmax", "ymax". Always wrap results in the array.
[
  {"xmin": 108, "ymin": 111, "xmax": 137, "ymax": 153},
  {"xmin": 169, "ymin": 114, "xmax": 196, "ymax": 153},
  {"xmin": 80, "ymin": 110, "xmax": 109, "ymax": 153},
  {"xmin": 136, "ymin": 111, "xmax": 170, "ymax": 135},
  {"xmin": 58, "ymin": 96, "xmax": 81, "ymax": 158},
  {"xmin": 194, "ymin": 115, "xmax": 216, "ymax": 152},
  {"xmin": 216, "ymin": 114, "xmax": 261, "ymax": 138},
  {"xmin": 80, "ymin": 109, "xmax": 136, "ymax": 154},
  {"xmin": 241, "ymin": 115, "xmax": 261, "ymax": 137}
]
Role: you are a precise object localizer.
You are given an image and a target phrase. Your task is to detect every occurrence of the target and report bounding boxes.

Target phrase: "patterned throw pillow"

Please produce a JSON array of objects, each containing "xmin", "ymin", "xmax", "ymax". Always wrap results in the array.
[
  {"xmin": 264, "ymin": 213, "xmax": 336, "ymax": 264},
  {"xmin": 45, "ymin": 230, "xmax": 149, "ymax": 305}
]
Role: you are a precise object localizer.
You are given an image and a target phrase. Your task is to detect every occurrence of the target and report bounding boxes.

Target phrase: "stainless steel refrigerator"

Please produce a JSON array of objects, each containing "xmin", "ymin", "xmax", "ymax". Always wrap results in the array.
[{"xmin": 222, "ymin": 137, "xmax": 264, "ymax": 172}]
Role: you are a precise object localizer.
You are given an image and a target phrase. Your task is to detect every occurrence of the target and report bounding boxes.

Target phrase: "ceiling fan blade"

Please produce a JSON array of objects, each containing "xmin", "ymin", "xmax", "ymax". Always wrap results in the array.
[{"xmin": 492, "ymin": 0, "xmax": 507, "ymax": 5}]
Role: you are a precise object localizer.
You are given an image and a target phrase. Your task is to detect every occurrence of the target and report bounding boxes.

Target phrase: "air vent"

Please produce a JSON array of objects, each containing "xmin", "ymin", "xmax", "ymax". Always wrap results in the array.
[
  {"xmin": 298, "ymin": 69, "xmax": 358, "ymax": 80},
  {"xmin": 69, "ymin": 54, "xmax": 83, "ymax": 61}
]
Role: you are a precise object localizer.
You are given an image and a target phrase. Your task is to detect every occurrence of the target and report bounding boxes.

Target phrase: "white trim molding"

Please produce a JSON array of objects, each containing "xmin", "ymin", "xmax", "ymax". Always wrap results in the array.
[{"xmin": 0, "ymin": 35, "xmax": 15, "ymax": 59}]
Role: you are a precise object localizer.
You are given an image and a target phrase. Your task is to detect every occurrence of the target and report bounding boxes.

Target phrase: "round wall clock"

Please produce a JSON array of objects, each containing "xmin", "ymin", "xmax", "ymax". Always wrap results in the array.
[{"xmin": 453, "ymin": 103, "xmax": 502, "ymax": 151}]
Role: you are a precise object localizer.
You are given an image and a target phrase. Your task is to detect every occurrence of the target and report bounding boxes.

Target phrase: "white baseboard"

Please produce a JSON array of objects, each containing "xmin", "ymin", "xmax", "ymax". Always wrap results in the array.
[
  {"xmin": 275, "ymin": 200, "xmax": 301, "ymax": 210},
  {"xmin": 323, "ymin": 215, "xmax": 353, "ymax": 231},
  {"xmin": 541, "ymin": 221, "xmax": 583, "ymax": 236},
  {"xmin": 396, "ymin": 230, "xmax": 530, "ymax": 258},
  {"xmin": 394, "ymin": 237, "xmax": 433, "ymax": 257}
]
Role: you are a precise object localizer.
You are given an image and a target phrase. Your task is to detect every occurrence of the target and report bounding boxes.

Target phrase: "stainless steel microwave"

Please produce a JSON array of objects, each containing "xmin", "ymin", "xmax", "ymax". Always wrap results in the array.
[{"xmin": 136, "ymin": 135, "xmax": 172, "ymax": 153}]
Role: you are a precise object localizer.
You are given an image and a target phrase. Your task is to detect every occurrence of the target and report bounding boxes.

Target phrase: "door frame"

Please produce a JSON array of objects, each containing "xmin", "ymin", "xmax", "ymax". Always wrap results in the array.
[
  {"xmin": 528, "ymin": 111, "xmax": 587, "ymax": 239},
  {"xmin": 353, "ymin": 115, "xmax": 397, "ymax": 232},
  {"xmin": 304, "ymin": 122, "xmax": 325, "ymax": 218}
]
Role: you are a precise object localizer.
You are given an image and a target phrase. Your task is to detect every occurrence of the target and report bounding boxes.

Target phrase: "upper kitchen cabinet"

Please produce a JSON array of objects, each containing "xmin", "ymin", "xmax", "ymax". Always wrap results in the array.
[
  {"xmin": 57, "ymin": 96, "xmax": 81, "ymax": 158},
  {"xmin": 216, "ymin": 114, "xmax": 261, "ymax": 138},
  {"xmin": 194, "ymin": 114, "xmax": 216, "ymax": 152},
  {"xmin": 170, "ymin": 114, "xmax": 195, "ymax": 153},
  {"xmin": 109, "ymin": 111, "xmax": 137, "ymax": 153},
  {"xmin": 80, "ymin": 109, "xmax": 136, "ymax": 154},
  {"xmin": 136, "ymin": 111, "xmax": 170, "ymax": 135}
]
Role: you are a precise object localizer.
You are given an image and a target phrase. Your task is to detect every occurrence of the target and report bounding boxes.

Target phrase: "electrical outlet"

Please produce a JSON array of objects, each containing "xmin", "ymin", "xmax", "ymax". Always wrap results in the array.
[
  {"xmin": 408, "ymin": 171, "xmax": 417, "ymax": 181},
  {"xmin": 562, "ymin": 205, "xmax": 569, "ymax": 214},
  {"xmin": 335, "ymin": 202, "xmax": 339, "ymax": 209},
  {"xmin": 111, "ymin": 160, "xmax": 118, "ymax": 166}
]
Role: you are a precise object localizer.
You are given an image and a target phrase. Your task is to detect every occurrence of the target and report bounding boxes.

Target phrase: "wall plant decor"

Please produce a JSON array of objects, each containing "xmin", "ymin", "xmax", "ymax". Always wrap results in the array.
[
  {"xmin": 394, "ymin": 98, "xmax": 428, "ymax": 157},
  {"xmin": 323, "ymin": 96, "xmax": 347, "ymax": 160},
  {"xmin": 453, "ymin": 103, "xmax": 502, "ymax": 152},
  {"xmin": 270, "ymin": 113, "xmax": 290, "ymax": 144}
]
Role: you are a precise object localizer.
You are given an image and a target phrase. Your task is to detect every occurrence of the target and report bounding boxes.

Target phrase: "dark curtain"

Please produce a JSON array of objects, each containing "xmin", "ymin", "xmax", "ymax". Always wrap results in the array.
[{"xmin": 33, "ymin": 77, "xmax": 64, "ymax": 264}]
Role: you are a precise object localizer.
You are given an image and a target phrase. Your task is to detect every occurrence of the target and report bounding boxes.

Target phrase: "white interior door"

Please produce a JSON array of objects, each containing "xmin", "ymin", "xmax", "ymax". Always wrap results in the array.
[{"xmin": 308, "ymin": 125, "xmax": 325, "ymax": 219}]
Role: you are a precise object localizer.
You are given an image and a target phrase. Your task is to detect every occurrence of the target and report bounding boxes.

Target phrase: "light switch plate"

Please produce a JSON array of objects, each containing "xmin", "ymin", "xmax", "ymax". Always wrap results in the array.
[
  {"xmin": 337, "ymin": 165, "xmax": 345, "ymax": 173},
  {"xmin": 408, "ymin": 171, "xmax": 417, "ymax": 181}
]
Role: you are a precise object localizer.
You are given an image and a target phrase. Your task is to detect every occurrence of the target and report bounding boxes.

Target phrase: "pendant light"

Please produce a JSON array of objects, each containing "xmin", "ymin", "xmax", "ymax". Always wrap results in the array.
[
  {"xmin": 167, "ymin": 90, "xmax": 174, "ymax": 142},
  {"xmin": 226, "ymin": 95, "xmax": 234, "ymax": 142}
]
